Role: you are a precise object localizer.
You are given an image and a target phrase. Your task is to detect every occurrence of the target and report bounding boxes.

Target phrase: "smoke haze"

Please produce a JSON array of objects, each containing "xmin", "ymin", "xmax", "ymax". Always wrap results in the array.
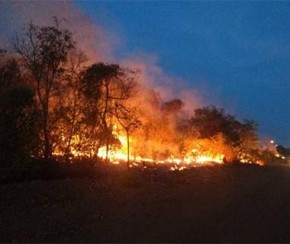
[{"xmin": 0, "ymin": 1, "xmax": 205, "ymax": 114}]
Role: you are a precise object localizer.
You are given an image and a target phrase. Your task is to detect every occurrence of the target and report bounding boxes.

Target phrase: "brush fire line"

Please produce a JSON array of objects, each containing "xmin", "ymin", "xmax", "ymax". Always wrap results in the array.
[{"xmin": 53, "ymin": 126, "xmax": 264, "ymax": 170}]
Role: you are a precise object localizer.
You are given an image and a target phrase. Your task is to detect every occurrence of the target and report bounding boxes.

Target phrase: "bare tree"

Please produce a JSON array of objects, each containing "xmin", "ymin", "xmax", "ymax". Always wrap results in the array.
[
  {"xmin": 14, "ymin": 18, "xmax": 75, "ymax": 159},
  {"xmin": 115, "ymin": 105, "xmax": 141, "ymax": 169},
  {"xmin": 54, "ymin": 51, "xmax": 88, "ymax": 159}
]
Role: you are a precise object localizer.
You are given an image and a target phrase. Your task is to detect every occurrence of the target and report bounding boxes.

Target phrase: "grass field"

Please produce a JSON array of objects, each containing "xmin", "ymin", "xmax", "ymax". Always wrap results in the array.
[{"xmin": 1, "ymin": 164, "xmax": 290, "ymax": 242}]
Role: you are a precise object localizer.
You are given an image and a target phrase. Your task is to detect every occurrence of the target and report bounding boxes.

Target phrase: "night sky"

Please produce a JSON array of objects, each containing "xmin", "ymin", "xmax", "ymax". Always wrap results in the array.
[
  {"xmin": 75, "ymin": 1, "xmax": 290, "ymax": 146},
  {"xmin": 1, "ymin": 1, "xmax": 290, "ymax": 146}
]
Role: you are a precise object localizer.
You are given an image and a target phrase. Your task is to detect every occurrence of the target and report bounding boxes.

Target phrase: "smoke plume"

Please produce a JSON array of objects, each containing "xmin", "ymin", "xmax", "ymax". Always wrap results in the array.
[{"xmin": 0, "ymin": 1, "xmax": 204, "ymax": 114}]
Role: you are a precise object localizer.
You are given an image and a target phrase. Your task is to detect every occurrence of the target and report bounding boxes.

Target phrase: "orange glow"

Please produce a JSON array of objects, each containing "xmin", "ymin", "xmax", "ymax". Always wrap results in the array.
[
  {"xmin": 54, "ymin": 118, "xmax": 264, "ymax": 170},
  {"xmin": 53, "ymin": 124, "xmax": 264, "ymax": 170},
  {"xmin": 53, "ymin": 123, "xmax": 264, "ymax": 170}
]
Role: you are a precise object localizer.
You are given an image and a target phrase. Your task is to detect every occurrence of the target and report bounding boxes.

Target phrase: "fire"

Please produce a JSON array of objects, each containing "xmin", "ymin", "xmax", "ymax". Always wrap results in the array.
[
  {"xmin": 54, "ymin": 123, "xmax": 264, "ymax": 170},
  {"xmin": 96, "ymin": 128, "xmax": 225, "ymax": 169}
]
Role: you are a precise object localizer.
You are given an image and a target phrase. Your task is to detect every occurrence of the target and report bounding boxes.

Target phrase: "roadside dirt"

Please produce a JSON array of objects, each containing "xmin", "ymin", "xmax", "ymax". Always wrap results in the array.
[{"xmin": 1, "ymin": 165, "xmax": 290, "ymax": 242}]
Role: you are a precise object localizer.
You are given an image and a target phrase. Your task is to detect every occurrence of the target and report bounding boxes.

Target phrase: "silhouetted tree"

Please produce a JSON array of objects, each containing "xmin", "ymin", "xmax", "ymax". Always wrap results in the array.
[
  {"xmin": 116, "ymin": 105, "xmax": 141, "ymax": 168},
  {"xmin": 80, "ymin": 63, "xmax": 138, "ymax": 161},
  {"xmin": 276, "ymin": 145, "xmax": 290, "ymax": 158},
  {"xmin": 0, "ymin": 55, "xmax": 37, "ymax": 166},
  {"xmin": 14, "ymin": 18, "xmax": 75, "ymax": 159},
  {"xmin": 53, "ymin": 51, "xmax": 88, "ymax": 159},
  {"xmin": 190, "ymin": 106, "xmax": 259, "ymax": 162},
  {"xmin": 161, "ymin": 99, "xmax": 183, "ymax": 114}
]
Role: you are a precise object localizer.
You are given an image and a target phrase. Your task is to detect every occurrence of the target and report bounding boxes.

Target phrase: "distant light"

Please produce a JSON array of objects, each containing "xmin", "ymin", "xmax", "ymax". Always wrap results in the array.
[{"xmin": 270, "ymin": 140, "xmax": 275, "ymax": 144}]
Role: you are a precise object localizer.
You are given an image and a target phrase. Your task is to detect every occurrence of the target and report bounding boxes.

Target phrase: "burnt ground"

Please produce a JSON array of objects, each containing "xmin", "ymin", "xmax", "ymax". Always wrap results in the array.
[{"xmin": 1, "ymin": 164, "xmax": 290, "ymax": 243}]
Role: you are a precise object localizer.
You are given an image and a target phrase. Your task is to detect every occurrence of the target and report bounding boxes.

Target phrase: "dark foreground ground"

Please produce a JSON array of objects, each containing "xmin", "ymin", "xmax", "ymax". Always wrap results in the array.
[{"xmin": 1, "ymin": 164, "xmax": 290, "ymax": 243}]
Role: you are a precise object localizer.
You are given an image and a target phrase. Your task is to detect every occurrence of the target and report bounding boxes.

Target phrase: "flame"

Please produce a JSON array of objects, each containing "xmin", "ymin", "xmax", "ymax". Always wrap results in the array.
[
  {"xmin": 54, "ymin": 125, "xmax": 263, "ymax": 170},
  {"xmin": 95, "ymin": 128, "xmax": 225, "ymax": 170}
]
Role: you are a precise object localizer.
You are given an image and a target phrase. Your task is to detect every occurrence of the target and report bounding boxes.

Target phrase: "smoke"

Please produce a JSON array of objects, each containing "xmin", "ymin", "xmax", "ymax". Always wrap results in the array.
[
  {"xmin": 1, "ymin": 2, "xmax": 258, "ymax": 164},
  {"xmin": 0, "ymin": 1, "xmax": 118, "ymax": 62},
  {"xmin": 0, "ymin": 1, "xmax": 204, "ymax": 115},
  {"xmin": 120, "ymin": 53, "xmax": 204, "ymax": 115}
]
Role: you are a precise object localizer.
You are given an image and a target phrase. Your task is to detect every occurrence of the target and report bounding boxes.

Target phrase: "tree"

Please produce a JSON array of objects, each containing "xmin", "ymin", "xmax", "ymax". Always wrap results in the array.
[
  {"xmin": 0, "ymin": 54, "xmax": 37, "ymax": 166},
  {"xmin": 115, "ymin": 105, "xmax": 141, "ymax": 169},
  {"xmin": 190, "ymin": 106, "xmax": 259, "ymax": 162},
  {"xmin": 276, "ymin": 145, "xmax": 290, "ymax": 158},
  {"xmin": 234, "ymin": 120, "xmax": 259, "ymax": 162},
  {"xmin": 80, "ymin": 62, "xmax": 138, "ymax": 162},
  {"xmin": 53, "ymin": 51, "xmax": 88, "ymax": 159},
  {"xmin": 161, "ymin": 99, "xmax": 183, "ymax": 115},
  {"xmin": 14, "ymin": 18, "xmax": 75, "ymax": 159}
]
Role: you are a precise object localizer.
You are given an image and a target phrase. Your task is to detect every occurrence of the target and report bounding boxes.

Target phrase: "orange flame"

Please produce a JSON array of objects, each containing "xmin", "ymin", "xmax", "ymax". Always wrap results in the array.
[{"xmin": 54, "ymin": 125, "xmax": 263, "ymax": 169}]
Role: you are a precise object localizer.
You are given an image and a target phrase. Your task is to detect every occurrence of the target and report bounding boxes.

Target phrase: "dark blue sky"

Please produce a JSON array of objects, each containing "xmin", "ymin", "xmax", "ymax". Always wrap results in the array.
[
  {"xmin": 12, "ymin": 0, "xmax": 290, "ymax": 146},
  {"xmin": 76, "ymin": 1, "xmax": 290, "ymax": 145}
]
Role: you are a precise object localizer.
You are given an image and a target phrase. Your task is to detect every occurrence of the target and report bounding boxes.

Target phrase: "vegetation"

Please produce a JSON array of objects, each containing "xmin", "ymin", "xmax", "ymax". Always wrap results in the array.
[{"xmin": 0, "ymin": 18, "xmax": 278, "ymax": 174}]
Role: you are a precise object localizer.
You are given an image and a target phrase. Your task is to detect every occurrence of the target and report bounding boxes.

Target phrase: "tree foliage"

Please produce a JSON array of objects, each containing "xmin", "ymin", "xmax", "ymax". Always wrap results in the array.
[
  {"xmin": 80, "ymin": 62, "xmax": 138, "ymax": 160},
  {"xmin": 0, "ymin": 18, "xmax": 265, "ymax": 169},
  {"xmin": 190, "ymin": 106, "xmax": 259, "ymax": 162},
  {"xmin": 14, "ymin": 18, "xmax": 75, "ymax": 159},
  {"xmin": 0, "ymin": 54, "xmax": 37, "ymax": 166}
]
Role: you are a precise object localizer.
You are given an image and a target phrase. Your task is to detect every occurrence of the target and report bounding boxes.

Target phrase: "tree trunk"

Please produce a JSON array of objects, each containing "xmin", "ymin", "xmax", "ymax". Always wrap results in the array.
[
  {"xmin": 126, "ymin": 129, "xmax": 130, "ymax": 170},
  {"xmin": 104, "ymin": 80, "xmax": 109, "ymax": 163},
  {"xmin": 105, "ymin": 139, "xmax": 109, "ymax": 163},
  {"xmin": 43, "ymin": 104, "xmax": 51, "ymax": 160}
]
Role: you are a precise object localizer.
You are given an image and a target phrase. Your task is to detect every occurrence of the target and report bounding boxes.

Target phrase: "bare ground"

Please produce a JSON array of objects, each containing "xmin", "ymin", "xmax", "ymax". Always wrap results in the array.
[{"xmin": 1, "ymin": 164, "xmax": 290, "ymax": 243}]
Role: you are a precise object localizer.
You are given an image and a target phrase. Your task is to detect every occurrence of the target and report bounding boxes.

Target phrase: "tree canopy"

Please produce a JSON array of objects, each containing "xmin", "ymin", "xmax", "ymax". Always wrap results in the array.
[{"xmin": 0, "ymin": 18, "xmax": 266, "ymax": 168}]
